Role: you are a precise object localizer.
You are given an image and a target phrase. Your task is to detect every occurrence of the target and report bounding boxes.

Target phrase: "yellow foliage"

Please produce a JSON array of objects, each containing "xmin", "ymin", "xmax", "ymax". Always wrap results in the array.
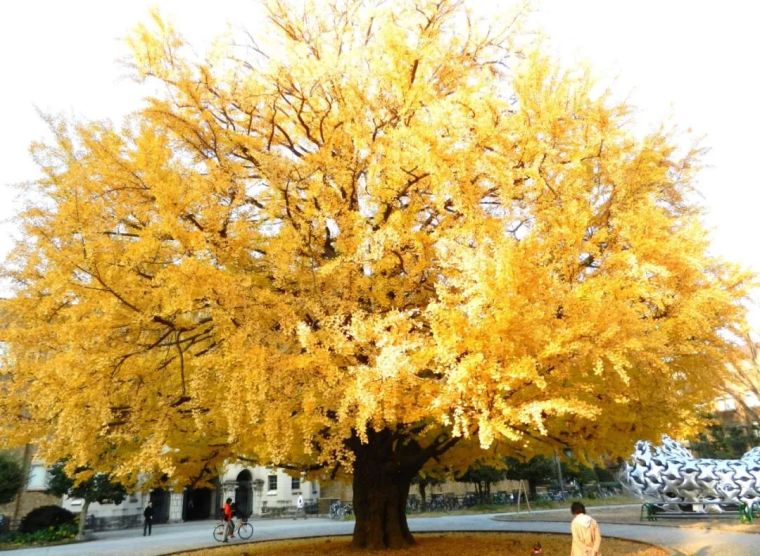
[{"xmin": 0, "ymin": 0, "xmax": 751, "ymax": 488}]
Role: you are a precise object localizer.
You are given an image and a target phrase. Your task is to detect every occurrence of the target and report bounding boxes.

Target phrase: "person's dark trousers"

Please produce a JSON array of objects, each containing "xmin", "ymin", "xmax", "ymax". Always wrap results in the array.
[{"xmin": 143, "ymin": 518, "xmax": 152, "ymax": 536}]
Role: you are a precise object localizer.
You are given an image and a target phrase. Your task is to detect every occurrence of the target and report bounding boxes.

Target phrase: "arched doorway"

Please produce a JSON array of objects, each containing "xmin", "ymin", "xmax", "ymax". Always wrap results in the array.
[
  {"xmin": 149, "ymin": 489, "xmax": 171, "ymax": 524},
  {"xmin": 183, "ymin": 487, "xmax": 215, "ymax": 520},
  {"xmin": 235, "ymin": 469, "xmax": 253, "ymax": 517}
]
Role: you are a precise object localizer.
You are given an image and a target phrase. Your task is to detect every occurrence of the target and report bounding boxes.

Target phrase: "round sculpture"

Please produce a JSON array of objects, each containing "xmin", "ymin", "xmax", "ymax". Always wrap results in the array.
[{"xmin": 623, "ymin": 435, "xmax": 760, "ymax": 510}]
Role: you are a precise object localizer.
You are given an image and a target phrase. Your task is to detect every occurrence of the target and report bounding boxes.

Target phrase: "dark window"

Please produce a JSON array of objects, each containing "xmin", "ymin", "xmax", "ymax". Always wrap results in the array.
[
  {"xmin": 291, "ymin": 477, "xmax": 300, "ymax": 491},
  {"xmin": 267, "ymin": 475, "xmax": 277, "ymax": 491}
]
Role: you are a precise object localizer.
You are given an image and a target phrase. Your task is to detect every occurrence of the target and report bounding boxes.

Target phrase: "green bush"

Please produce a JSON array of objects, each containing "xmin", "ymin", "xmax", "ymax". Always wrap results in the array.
[
  {"xmin": 0, "ymin": 453, "xmax": 24, "ymax": 504},
  {"xmin": 0, "ymin": 522, "xmax": 77, "ymax": 545},
  {"xmin": 19, "ymin": 506, "xmax": 76, "ymax": 533}
]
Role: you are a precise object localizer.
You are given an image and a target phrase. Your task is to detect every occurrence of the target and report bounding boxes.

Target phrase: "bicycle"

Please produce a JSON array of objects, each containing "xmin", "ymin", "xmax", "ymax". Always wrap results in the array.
[
  {"xmin": 213, "ymin": 517, "xmax": 254, "ymax": 541},
  {"xmin": 329, "ymin": 501, "xmax": 353, "ymax": 520}
]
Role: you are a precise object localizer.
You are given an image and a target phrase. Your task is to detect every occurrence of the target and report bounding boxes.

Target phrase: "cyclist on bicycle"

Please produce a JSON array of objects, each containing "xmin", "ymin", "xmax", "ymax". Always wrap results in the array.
[
  {"xmin": 234, "ymin": 501, "xmax": 247, "ymax": 529},
  {"xmin": 222, "ymin": 497, "xmax": 234, "ymax": 542}
]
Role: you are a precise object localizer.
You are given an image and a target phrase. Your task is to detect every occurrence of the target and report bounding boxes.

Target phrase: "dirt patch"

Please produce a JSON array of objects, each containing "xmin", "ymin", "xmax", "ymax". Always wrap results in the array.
[{"xmin": 172, "ymin": 532, "xmax": 666, "ymax": 555}]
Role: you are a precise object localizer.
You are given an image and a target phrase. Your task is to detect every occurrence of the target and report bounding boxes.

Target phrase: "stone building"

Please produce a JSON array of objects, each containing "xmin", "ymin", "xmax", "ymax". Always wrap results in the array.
[{"xmin": 61, "ymin": 464, "xmax": 320, "ymax": 529}]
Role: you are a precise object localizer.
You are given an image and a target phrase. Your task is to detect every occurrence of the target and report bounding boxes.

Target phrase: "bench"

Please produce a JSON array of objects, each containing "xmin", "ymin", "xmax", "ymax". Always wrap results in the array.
[{"xmin": 640, "ymin": 502, "xmax": 758, "ymax": 523}]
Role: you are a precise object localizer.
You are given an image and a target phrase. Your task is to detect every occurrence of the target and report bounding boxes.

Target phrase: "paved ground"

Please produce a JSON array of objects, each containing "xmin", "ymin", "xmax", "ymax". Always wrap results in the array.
[
  {"xmin": 500, "ymin": 503, "xmax": 760, "ymax": 534},
  {"xmin": 7, "ymin": 508, "xmax": 759, "ymax": 555}
]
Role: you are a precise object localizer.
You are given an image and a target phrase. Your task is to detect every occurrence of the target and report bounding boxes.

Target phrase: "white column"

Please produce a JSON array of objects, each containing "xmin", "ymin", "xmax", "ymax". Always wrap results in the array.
[{"xmin": 168, "ymin": 492, "xmax": 184, "ymax": 523}]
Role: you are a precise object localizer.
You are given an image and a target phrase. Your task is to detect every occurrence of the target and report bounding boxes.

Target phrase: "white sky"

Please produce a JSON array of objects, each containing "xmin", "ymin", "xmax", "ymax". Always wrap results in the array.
[{"xmin": 1, "ymin": 0, "xmax": 758, "ymax": 328}]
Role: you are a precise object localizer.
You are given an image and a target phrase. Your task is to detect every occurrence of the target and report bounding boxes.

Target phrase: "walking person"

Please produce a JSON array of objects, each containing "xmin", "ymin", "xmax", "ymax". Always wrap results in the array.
[
  {"xmin": 570, "ymin": 502, "xmax": 601, "ymax": 556},
  {"xmin": 295, "ymin": 494, "xmax": 306, "ymax": 519},
  {"xmin": 143, "ymin": 501, "xmax": 154, "ymax": 536}
]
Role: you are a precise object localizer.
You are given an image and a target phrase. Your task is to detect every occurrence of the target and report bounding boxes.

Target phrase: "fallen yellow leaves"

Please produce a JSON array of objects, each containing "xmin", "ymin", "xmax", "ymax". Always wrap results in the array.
[{"xmin": 173, "ymin": 533, "xmax": 666, "ymax": 555}]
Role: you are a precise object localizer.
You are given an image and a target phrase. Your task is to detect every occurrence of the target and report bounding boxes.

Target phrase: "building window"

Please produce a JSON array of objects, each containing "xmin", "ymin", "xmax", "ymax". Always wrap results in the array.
[
  {"xmin": 744, "ymin": 392, "xmax": 760, "ymax": 408},
  {"xmin": 267, "ymin": 475, "xmax": 277, "ymax": 491},
  {"xmin": 715, "ymin": 396, "xmax": 736, "ymax": 412},
  {"xmin": 27, "ymin": 464, "xmax": 49, "ymax": 491},
  {"xmin": 291, "ymin": 477, "xmax": 300, "ymax": 491}
]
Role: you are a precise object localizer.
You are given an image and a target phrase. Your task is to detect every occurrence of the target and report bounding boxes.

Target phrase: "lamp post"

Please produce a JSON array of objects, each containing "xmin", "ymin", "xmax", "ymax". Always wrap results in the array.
[
  {"xmin": 554, "ymin": 450, "xmax": 565, "ymax": 499},
  {"xmin": 554, "ymin": 448, "xmax": 573, "ymax": 500}
]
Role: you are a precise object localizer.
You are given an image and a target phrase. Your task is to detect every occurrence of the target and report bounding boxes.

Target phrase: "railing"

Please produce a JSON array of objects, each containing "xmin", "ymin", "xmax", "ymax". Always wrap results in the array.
[
  {"xmin": 405, "ymin": 491, "xmax": 521, "ymax": 513},
  {"xmin": 640, "ymin": 501, "xmax": 760, "ymax": 523},
  {"xmin": 259, "ymin": 500, "xmax": 319, "ymax": 519}
]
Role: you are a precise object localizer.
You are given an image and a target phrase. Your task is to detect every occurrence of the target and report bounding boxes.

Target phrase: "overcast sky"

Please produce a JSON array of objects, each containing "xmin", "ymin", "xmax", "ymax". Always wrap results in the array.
[{"xmin": 1, "ymin": 0, "xmax": 758, "ymax": 328}]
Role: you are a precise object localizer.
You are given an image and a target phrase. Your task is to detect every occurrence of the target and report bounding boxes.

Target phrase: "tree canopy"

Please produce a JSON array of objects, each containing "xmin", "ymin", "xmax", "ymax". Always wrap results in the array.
[
  {"xmin": 721, "ymin": 335, "xmax": 760, "ymax": 424},
  {"xmin": 0, "ymin": 0, "xmax": 751, "ymax": 548},
  {"xmin": 47, "ymin": 463, "xmax": 126, "ymax": 506},
  {"xmin": 47, "ymin": 462, "xmax": 126, "ymax": 539}
]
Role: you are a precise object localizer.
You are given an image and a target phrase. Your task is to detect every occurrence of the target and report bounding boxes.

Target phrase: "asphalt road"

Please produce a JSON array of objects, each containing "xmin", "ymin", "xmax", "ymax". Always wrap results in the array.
[{"xmin": 6, "ymin": 508, "xmax": 759, "ymax": 555}]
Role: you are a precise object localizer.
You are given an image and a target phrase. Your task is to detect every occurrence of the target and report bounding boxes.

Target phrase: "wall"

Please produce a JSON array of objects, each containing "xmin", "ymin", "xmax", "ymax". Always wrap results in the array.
[
  {"xmin": 221, "ymin": 464, "xmax": 320, "ymax": 517},
  {"xmin": 0, "ymin": 490, "xmax": 60, "ymax": 528},
  {"xmin": 0, "ymin": 447, "xmax": 60, "ymax": 529}
]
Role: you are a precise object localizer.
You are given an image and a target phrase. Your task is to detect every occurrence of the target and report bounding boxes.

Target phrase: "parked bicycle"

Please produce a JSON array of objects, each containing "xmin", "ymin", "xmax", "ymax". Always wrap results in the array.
[
  {"xmin": 406, "ymin": 495, "xmax": 421, "ymax": 513},
  {"xmin": 329, "ymin": 501, "xmax": 354, "ymax": 520},
  {"xmin": 213, "ymin": 516, "xmax": 254, "ymax": 541}
]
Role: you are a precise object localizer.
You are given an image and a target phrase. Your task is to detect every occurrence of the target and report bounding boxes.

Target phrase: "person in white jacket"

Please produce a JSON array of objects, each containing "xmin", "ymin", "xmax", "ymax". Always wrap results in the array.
[
  {"xmin": 570, "ymin": 502, "xmax": 601, "ymax": 556},
  {"xmin": 294, "ymin": 494, "xmax": 306, "ymax": 519}
]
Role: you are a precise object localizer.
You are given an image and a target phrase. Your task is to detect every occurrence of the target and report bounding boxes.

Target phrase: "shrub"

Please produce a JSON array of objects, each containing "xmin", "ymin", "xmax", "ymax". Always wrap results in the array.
[
  {"xmin": 0, "ymin": 522, "xmax": 77, "ymax": 546},
  {"xmin": 0, "ymin": 453, "xmax": 24, "ymax": 504},
  {"xmin": 18, "ymin": 506, "xmax": 76, "ymax": 533}
]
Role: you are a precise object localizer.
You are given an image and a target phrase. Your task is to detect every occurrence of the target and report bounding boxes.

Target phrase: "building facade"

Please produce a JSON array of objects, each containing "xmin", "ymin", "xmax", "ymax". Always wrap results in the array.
[
  {"xmin": 0, "ymin": 446, "xmax": 60, "ymax": 528},
  {"xmin": 61, "ymin": 465, "xmax": 320, "ymax": 529}
]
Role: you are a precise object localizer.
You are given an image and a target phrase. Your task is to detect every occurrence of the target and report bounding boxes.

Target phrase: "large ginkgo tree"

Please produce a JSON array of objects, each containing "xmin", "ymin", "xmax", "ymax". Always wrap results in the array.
[{"xmin": 0, "ymin": 0, "xmax": 750, "ymax": 548}]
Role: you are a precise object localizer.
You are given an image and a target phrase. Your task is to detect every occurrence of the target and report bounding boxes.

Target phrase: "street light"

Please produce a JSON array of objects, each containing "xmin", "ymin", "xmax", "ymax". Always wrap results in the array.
[
  {"xmin": 554, "ymin": 448, "xmax": 573, "ymax": 500},
  {"xmin": 554, "ymin": 450, "xmax": 564, "ymax": 499}
]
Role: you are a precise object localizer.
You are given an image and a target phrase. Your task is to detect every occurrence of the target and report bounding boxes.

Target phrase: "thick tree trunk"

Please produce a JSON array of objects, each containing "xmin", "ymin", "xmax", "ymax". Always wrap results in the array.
[
  {"xmin": 350, "ymin": 431, "xmax": 416, "ymax": 550},
  {"xmin": 348, "ymin": 427, "xmax": 460, "ymax": 550},
  {"xmin": 76, "ymin": 500, "xmax": 90, "ymax": 540},
  {"xmin": 352, "ymin": 468, "xmax": 413, "ymax": 549}
]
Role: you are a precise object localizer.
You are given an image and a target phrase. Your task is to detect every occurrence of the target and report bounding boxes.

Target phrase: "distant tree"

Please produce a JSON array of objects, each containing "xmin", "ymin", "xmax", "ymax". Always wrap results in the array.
[
  {"xmin": 593, "ymin": 465, "xmax": 615, "ymax": 483},
  {"xmin": 411, "ymin": 471, "xmax": 445, "ymax": 510},
  {"xmin": 0, "ymin": 452, "xmax": 24, "ymax": 504},
  {"xmin": 455, "ymin": 461, "xmax": 506, "ymax": 503},
  {"xmin": 47, "ymin": 462, "xmax": 126, "ymax": 540},
  {"xmin": 690, "ymin": 421, "xmax": 757, "ymax": 459},
  {"xmin": 504, "ymin": 456, "xmax": 555, "ymax": 497},
  {"xmin": 560, "ymin": 460, "xmax": 599, "ymax": 494},
  {"xmin": 722, "ymin": 335, "xmax": 760, "ymax": 425}
]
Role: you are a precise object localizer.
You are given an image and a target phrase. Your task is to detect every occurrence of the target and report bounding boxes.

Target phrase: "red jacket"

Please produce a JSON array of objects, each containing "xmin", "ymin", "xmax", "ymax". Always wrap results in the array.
[{"xmin": 223, "ymin": 502, "xmax": 233, "ymax": 521}]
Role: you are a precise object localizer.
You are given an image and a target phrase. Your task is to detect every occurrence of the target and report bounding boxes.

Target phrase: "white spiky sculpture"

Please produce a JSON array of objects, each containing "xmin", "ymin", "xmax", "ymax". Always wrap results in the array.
[{"xmin": 623, "ymin": 436, "xmax": 760, "ymax": 511}]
